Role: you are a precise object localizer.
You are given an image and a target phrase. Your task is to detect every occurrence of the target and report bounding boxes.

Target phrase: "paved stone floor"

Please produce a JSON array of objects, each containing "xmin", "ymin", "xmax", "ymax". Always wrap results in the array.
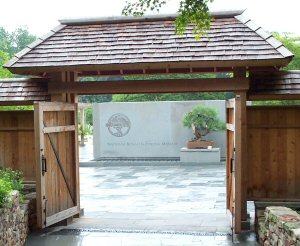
[
  {"xmin": 25, "ymin": 140, "xmax": 258, "ymax": 245},
  {"xmin": 26, "ymin": 229, "xmax": 258, "ymax": 245},
  {"xmin": 78, "ymin": 163, "xmax": 231, "ymax": 233}
]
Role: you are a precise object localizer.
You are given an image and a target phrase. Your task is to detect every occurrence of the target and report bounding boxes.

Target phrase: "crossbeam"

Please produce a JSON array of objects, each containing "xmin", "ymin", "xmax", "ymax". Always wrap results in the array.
[{"xmin": 48, "ymin": 78, "xmax": 249, "ymax": 95}]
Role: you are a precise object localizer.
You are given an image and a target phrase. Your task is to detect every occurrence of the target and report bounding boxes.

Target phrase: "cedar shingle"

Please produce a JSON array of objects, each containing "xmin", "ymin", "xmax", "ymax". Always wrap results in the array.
[
  {"xmin": 4, "ymin": 11, "xmax": 293, "ymax": 72},
  {"xmin": 250, "ymin": 71, "xmax": 300, "ymax": 95},
  {"xmin": 0, "ymin": 78, "xmax": 50, "ymax": 103}
]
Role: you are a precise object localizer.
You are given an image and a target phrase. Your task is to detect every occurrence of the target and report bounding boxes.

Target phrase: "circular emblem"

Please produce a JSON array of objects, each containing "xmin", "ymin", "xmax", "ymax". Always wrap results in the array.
[{"xmin": 106, "ymin": 113, "xmax": 131, "ymax": 137}]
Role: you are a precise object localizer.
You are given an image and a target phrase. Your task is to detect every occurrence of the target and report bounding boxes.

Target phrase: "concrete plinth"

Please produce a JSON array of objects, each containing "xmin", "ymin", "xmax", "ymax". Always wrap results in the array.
[{"xmin": 180, "ymin": 147, "xmax": 220, "ymax": 163}]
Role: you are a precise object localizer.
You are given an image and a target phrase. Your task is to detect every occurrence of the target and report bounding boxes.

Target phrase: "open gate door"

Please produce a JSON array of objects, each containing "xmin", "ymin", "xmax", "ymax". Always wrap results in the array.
[
  {"xmin": 34, "ymin": 102, "xmax": 80, "ymax": 228},
  {"xmin": 226, "ymin": 98, "xmax": 236, "ymax": 229}
]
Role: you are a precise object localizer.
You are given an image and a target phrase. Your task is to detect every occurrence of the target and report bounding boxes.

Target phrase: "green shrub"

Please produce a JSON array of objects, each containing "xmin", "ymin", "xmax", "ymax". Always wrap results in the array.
[
  {"xmin": 0, "ymin": 179, "xmax": 12, "ymax": 206},
  {"xmin": 0, "ymin": 168, "xmax": 24, "ymax": 191},
  {"xmin": 78, "ymin": 124, "xmax": 93, "ymax": 136},
  {"xmin": 0, "ymin": 168, "xmax": 24, "ymax": 207}
]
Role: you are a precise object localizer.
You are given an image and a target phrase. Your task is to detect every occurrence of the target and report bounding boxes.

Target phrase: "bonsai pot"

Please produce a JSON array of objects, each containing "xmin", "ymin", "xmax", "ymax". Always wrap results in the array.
[{"xmin": 186, "ymin": 140, "xmax": 214, "ymax": 149}]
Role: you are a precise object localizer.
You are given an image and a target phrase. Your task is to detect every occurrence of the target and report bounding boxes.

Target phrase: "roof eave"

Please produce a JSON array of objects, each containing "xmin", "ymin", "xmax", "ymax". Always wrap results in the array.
[{"xmin": 6, "ymin": 57, "xmax": 292, "ymax": 76}]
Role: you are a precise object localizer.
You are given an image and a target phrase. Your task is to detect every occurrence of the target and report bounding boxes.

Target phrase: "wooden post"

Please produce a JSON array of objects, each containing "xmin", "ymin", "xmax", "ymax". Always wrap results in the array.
[
  {"xmin": 34, "ymin": 102, "xmax": 46, "ymax": 228},
  {"xmin": 234, "ymin": 68, "xmax": 248, "ymax": 233},
  {"xmin": 64, "ymin": 71, "xmax": 80, "ymax": 216}
]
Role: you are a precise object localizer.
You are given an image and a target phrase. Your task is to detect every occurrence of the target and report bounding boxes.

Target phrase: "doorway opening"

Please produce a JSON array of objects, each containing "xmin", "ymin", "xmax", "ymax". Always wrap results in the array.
[{"xmin": 76, "ymin": 90, "xmax": 237, "ymax": 234}]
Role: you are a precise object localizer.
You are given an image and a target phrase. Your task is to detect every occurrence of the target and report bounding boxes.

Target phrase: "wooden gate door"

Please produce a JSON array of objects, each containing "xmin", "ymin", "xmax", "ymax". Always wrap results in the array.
[
  {"xmin": 34, "ymin": 102, "xmax": 80, "ymax": 228},
  {"xmin": 226, "ymin": 99, "xmax": 235, "ymax": 227}
]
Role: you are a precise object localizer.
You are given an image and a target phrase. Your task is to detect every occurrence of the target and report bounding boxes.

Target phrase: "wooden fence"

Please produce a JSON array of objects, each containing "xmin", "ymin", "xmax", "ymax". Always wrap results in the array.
[
  {"xmin": 247, "ymin": 106, "xmax": 300, "ymax": 201},
  {"xmin": 0, "ymin": 111, "xmax": 35, "ymax": 181}
]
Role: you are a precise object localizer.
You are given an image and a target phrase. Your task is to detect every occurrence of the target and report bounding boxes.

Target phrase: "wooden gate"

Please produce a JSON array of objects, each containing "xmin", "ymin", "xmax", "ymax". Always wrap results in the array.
[
  {"xmin": 34, "ymin": 102, "xmax": 80, "ymax": 228},
  {"xmin": 226, "ymin": 99, "xmax": 236, "ymax": 227}
]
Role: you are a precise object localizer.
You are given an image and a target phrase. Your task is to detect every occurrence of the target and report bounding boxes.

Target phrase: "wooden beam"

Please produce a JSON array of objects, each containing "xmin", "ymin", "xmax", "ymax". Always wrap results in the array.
[
  {"xmin": 46, "ymin": 206, "xmax": 79, "ymax": 227},
  {"xmin": 0, "ymin": 127, "xmax": 34, "ymax": 131},
  {"xmin": 48, "ymin": 78, "xmax": 249, "ymax": 95},
  {"xmin": 7, "ymin": 57, "xmax": 292, "ymax": 76},
  {"xmin": 38, "ymin": 102, "xmax": 75, "ymax": 112},
  {"xmin": 234, "ymin": 90, "xmax": 247, "ymax": 233},
  {"xmin": 43, "ymin": 125, "xmax": 76, "ymax": 134},
  {"xmin": 0, "ymin": 101, "xmax": 36, "ymax": 106}
]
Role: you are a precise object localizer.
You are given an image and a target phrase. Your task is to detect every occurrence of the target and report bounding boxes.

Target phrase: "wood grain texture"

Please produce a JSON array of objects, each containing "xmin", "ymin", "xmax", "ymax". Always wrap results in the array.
[
  {"xmin": 247, "ymin": 106, "xmax": 300, "ymax": 200},
  {"xmin": 234, "ymin": 91, "xmax": 247, "ymax": 233},
  {"xmin": 0, "ymin": 111, "xmax": 35, "ymax": 181},
  {"xmin": 48, "ymin": 78, "xmax": 250, "ymax": 95},
  {"xmin": 34, "ymin": 102, "xmax": 79, "ymax": 228}
]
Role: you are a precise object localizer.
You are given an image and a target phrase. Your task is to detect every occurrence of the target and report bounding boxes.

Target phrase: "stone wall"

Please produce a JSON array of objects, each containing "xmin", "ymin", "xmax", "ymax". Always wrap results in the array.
[
  {"xmin": 258, "ymin": 206, "xmax": 300, "ymax": 245},
  {"xmin": 0, "ymin": 191, "xmax": 29, "ymax": 246}
]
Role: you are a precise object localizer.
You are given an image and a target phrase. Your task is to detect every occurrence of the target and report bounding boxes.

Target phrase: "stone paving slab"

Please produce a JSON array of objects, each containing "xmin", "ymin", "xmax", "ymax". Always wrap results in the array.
[
  {"xmin": 25, "ymin": 157, "xmax": 259, "ymax": 245},
  {"xmin": 26, "ymin": 229, "xmax": 259, "ymax": 246},
  {"xmin": 80, "ymin": 164, "xmax": 227, "ymax": 215},
  {"xmin": 67, "ymin": 213, "xmax": 231, "ymax": 233}
]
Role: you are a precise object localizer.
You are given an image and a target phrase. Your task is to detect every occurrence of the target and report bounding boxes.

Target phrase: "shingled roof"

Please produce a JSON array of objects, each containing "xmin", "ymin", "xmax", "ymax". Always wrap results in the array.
[
  {"xmin": 250, "ymin": 70, "xmax": 300, "ymax": 95},
  {"xmin": 4, "ymin": 10, "xmax": 294, "ymax": 76},
  {"xmin": 0, "ymin": 78, "xmax": 50, "ymax": 105}
]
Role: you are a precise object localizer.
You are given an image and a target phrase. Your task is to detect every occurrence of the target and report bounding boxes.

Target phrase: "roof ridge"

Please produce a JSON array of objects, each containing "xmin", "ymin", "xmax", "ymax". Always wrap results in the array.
[
  {"xmin": 59, "ymin": 10, "xmax": 245, "ymax": 25},
  {"xmin": 235, "ymin": 14, "xmax": 294, "ymax": 59}
]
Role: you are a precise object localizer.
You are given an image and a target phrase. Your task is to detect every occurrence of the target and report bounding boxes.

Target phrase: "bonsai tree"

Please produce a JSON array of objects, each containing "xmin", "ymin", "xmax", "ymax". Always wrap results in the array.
[{"xmin": 183, "ymin": 105, "xmax": 225, "ymax": 141}]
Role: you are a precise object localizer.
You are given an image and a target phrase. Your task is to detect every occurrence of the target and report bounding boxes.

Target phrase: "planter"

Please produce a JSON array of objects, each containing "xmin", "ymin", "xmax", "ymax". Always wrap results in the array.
[{"xmin": 186, "ymin": 140, "xmax": 214, "ymax": 149}]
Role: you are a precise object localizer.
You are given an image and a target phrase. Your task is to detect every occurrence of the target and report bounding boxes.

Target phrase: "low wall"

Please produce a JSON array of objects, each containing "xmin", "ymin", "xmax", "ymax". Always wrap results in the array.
[
  {"xmin": 258, "ymin": 206, "xmax": 300, "ymax": 245},
  {"xmin": 0, "ymin": 191, "xmax": 29, "ymax": 246},
  {"xmin": 93, "ymin": 100, "xmax": 226, "ymax": 160}
]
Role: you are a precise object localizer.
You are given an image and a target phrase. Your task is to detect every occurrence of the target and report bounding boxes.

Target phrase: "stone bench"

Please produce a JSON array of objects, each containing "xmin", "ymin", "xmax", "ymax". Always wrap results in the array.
[{"xmin": 180, "ymin": 147, "xmax": 221, "ymax": 163}]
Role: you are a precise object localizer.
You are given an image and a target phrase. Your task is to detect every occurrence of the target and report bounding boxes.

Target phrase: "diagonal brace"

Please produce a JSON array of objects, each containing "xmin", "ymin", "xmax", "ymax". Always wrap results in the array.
[{"xmin": 43, "ymin": 121, "xmax": 76, "ymax": 205}]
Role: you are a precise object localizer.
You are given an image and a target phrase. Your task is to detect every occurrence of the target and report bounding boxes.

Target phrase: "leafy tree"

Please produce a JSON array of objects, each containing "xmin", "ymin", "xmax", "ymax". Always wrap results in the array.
[
  {"xmin": 0, "ymin": 27, "xmax": 9, "ymax": 53},
  {"xmin": 7, "ymin": 28, "xmax": 36, "ymax": 56},
  {"xmin": 79, "ymin": 95, "xmax": 112, "ymax": 103},
  {"xmin": 112, "ymin": 92, "xmax": 227, "ymax": 102},
  {"xmin": 0, "ymin": 26, "xmax": 36, "ymax": 79},
  {"xmin": 274, "ymin": 33, "xmax": 300, "ymax": 70},
  {"xmin": 0, "ymin": 51, "xmax": 13, "ymax": 78},
  {"xmin": 0, "ymin": 26, "xmax": 36, "ymax": 57},
  {"xmin": 122, "ymin": 0, "xmax": 213, "ymax": 38}
]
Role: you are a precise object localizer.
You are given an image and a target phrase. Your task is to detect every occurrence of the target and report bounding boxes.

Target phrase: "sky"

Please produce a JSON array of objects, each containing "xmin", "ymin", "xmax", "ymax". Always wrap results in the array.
[{"xmin": 0, "ymin": 0, "xmax": 299, "ymax": 36}]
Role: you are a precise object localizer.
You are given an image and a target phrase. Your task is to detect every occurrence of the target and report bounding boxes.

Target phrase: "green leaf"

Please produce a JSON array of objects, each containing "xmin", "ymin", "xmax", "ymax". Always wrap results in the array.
[{"xmin": 122, "ymin": 0, "xmax": 213, "ymax": 38}]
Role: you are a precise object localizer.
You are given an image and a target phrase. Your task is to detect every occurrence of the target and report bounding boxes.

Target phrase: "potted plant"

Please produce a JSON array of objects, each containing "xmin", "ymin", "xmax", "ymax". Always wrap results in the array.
[
  {"xmin": 183, "ymin": 105, "xmax": 225, "ymax": 149},
  {"xmin": 78, "ymin": 124, "xmax": 93, "ymax": 146}
]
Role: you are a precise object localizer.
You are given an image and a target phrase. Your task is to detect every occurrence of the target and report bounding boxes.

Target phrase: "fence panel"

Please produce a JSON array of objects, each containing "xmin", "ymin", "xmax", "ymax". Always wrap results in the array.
[
  {"xmin": 0, "ymin": 111, "xmax": 35, "ymax": 181},
  {"xmin": 247, "ymin": 106, "xmax": 300, "ymax": 200}
]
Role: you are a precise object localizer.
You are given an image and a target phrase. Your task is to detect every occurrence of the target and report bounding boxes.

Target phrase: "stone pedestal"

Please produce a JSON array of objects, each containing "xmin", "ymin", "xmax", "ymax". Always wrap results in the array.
[{"xmin": 180, "ymin": 147, "xmax": 220, "ymax": 163}]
